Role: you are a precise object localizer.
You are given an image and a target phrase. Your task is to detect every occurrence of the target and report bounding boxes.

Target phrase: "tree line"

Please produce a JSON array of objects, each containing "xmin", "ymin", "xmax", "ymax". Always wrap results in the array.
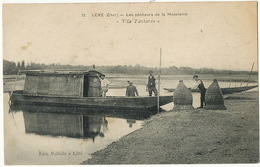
[{"xmin": 3, "ymin": 59, "xmax": 258, "ymax": 75}]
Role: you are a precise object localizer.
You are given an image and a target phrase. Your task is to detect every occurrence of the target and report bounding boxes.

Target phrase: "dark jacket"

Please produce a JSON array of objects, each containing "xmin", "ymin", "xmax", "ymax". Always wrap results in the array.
[
  {"xmin": 148, "ymin": 76, "xmax": 156, "ymax": 87},
  {"xmin": 126, "ymin": 85, "xmax": 139, "ymax": 97},
  {"xmin": 198, "ymin": 79, "xmax": 206, "ymax": 92}
]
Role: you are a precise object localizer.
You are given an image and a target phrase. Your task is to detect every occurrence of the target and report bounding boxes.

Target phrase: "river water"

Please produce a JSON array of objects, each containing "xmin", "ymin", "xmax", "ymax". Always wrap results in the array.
[{"xmin": 3, "ymin": 75, "xmax": 258, "ymax": 165}]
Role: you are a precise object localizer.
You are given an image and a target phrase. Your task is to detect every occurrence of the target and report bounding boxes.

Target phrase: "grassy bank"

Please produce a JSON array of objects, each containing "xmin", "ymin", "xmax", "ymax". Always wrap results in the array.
[{"xmin": 82, "ymin": 91, "xmax": 259, "ymax": 164}]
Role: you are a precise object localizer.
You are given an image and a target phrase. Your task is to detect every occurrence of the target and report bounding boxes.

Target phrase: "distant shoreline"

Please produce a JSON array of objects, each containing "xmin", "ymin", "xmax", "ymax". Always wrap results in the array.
[{"xmin": 3, "ymin": 73, "xmax": 258, "ymax": 83}]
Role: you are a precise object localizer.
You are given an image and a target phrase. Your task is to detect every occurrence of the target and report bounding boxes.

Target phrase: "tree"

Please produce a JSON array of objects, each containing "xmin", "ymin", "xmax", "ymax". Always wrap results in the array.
[
  {"xmin": 21, "ymin": 60, "xmax": 25, "ymax": 70},
  {"xmin": 3, "ymin": 60, "xmax": 17, "ymax": 74},
  {"xmin": 17, "ymin": 62, "xmax": 21, "ymax": 69}
]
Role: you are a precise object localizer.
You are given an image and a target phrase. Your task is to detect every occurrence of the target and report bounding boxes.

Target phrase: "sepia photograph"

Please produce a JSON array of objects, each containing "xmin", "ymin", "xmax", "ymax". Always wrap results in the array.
[{"xmin": 1, "ymin": 0, "xmax": 259, "ymax": 165}]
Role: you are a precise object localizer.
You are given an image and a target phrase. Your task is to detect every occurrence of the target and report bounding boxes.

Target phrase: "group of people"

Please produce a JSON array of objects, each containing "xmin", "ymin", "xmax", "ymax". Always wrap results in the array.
[
  {"xmin": 99, "ymin": 70, "xmax": 158, "ymax": 97},
  {"xmin": 126, "ymin": 70, "xmax": 159, "ymax": 97},
  {"xmin": 99, "ymin": 71, "xmax": 206, "ymax": 108}
]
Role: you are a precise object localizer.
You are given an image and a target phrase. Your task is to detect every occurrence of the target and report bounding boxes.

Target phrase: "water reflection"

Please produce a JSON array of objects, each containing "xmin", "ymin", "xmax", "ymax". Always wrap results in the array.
[
  {"xmin": 10, "ymin": 104, "xmax": 157, "ymax": 141},
  {"xmin": 23, "ymin": 111, "xmax": 108, "ymax": 141},
  {"xmin": 126, "ymin": 119, "xmax": 136, "ymax": 128},
  {"xmin": 6, "ymin": 103, "xmax": 159, "ymax": 164}
]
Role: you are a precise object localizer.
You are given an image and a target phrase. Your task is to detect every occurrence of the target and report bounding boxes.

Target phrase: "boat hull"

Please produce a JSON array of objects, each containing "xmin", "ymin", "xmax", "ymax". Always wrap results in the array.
[
  {"xmin": 221, "ymin": 85, "xmax": 258, "ymax": 94},
  {"xmin": 164, "ymin": 85, "xmax": 258, "ymax": 94},
  {"xmin": 10, "ymin": 91, "xmax": 173, "ymax": 110}
]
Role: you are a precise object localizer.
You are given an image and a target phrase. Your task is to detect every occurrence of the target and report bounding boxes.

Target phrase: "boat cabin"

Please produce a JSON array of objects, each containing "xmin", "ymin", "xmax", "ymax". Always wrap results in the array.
[{"xmin": 23, "ymin": 70, "xmax": 104, "ymax": 97}]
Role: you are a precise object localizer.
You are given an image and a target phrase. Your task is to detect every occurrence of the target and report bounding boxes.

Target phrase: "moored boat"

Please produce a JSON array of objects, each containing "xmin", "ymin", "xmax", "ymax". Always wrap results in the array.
[
  {"xmin": 10, "ymin": 70, "xmax": 173, "ymax": 110},
  {"xmin": 164, "ymin": 85, "xmax": 258, "ymax": 94}
]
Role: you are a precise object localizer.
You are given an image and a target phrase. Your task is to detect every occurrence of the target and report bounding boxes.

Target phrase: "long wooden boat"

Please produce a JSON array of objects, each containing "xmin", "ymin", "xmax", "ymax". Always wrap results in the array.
[
  {"xmin": 10, "ymin": 70, "xmax": 173, "ymax": 110},
  {"xmin": 11, "ymin": 90, "xmax": 172, "ymax": 110},
  {"xmin": 164, "ymin": 85, "xmax": 258, "ymax": 95}
]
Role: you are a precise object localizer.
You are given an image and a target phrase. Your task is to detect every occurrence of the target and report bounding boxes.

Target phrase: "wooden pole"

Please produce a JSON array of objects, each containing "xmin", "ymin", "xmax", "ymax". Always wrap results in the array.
[
  {"xmin": 8, "ymin": 68, "xmax": 21, "ymax": 132},
  {"xmin": 245, "ymin": 62, "xmax": 255, "ymax": 92},
  {"xmin": 157, "ymin": 48, "xmax": 162, "ymax": 113}
]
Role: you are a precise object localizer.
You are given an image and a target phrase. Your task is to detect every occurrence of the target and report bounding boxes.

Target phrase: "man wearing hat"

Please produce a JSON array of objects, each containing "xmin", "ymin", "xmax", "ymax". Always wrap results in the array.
[
  {"xmin": 99, "ymin": 74, "xmax": 110, "ymax": 97},
  {"xmin": 147, "ymin": 70, "xmax": 158, "ymax": 96},
  {"xmin": 126, "ymin": 81, "xmax": 139, "ymax": 97},
  {"xmin": 191, "ymin": 75, "xmax": 206, "ymax": 108}
]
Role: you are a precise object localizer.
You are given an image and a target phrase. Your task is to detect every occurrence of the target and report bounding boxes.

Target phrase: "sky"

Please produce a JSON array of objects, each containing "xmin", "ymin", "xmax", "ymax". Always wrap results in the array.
[{"xmin": 2, "ymin": 1, "xmax": 258, "ymax": 71}]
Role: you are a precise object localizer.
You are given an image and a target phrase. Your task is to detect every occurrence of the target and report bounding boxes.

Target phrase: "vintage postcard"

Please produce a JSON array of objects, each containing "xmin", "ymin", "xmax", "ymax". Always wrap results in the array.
[{"xmin": 2, "ymin": 1, "xmax": 259, "ymax": 165}]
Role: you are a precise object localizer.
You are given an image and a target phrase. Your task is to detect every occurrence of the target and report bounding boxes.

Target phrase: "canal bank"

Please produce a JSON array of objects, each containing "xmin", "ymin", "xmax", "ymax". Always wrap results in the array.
[{"xmin": 81, "ymin": 91, "xmax": 259, "ymax": 164}]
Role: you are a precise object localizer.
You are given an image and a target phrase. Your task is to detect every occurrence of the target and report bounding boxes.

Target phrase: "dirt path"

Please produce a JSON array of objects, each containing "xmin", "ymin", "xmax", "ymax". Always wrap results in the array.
[{"xmin": 81, "ymin": 91, "xmax": 259, "ymax": 164}]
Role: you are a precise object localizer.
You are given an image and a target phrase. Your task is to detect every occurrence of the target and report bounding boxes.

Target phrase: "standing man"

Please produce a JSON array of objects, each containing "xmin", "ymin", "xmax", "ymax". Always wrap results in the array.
[
  {"xmin": 147, "ymin": 70, "xmax": 158, "ymax": 96},
  {"xmin": 191, "ymin": 75, "xmax": 206, "ymax": 108},
  {"xmin": 99, "ymin": 74, "xmax": 110, "ymax": 97},
  {"xmin": 126, "ymin": 81, "xmax": 139, "ymax": 97}
]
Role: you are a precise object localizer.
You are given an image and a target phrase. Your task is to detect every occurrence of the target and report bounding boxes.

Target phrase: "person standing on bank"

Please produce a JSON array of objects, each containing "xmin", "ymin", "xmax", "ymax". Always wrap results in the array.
[
  {"xmin": 99, "ymin": 74, "xmax": 110, "ymax": 97},
  {"xmin": 126, "ymin": 81, "xmax": 139, "ymax": 97},
  {"xmin": 147, "ymin": 70, "xmax": 158, "ymax": 96},
  {"xmin": 190, "ymin": 75, "xmax": 206, "ymax": 108}
]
